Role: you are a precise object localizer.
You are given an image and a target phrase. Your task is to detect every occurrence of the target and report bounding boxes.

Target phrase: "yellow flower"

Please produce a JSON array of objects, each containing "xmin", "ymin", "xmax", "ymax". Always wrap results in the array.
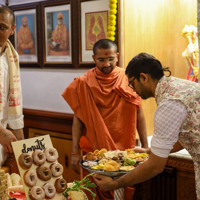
[
  {"xmin": 107, "ymin": 36, "xmax": 115, "ymax": 41},
  {"xmin": 109, "ymin": 3, "xmax": 117, "ymax": 10},
  {"xmin": 109, "ymin": 9, "xmax": 117, "ymax": 15},
  {"xmin": 107, "ymin": 25, "xmax": 116, "ymax": 31},
  {"xmin": 110, "ymin": 0, "xmax": 118, "ymax": 3},
  {"xmin": 108, "ymin": 19, "xmax": 116, "ymax": 26},
  {"xmin": 107, "ymin": 0, "xmax": 117, "ymax": 41},
  {"xmin": 107, "ymin": 31, "xmax": 115, "ymax": 37},
  {"xmin": 109, "ymin": 14, "xmax": 116, "ymax": 21}
]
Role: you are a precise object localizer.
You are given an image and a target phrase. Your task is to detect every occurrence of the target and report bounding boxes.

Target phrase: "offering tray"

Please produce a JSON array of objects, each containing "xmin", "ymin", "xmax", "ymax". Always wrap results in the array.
[{"xmin": 80, "ymin": 160, "xmax": 132, "ymax": 178}]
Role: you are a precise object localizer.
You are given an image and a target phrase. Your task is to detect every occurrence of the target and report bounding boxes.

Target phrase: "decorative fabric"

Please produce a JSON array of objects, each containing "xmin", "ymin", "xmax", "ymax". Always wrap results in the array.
[
  {"xmin": 155, "ymin": 75, "xmax": 200, "ymax": 198},
  {"xmin": 114, "ymin": 188, "xmax": 124, "ymax": 200},
  {"xmin": 0, "ymin": 48, "xmax": 23, "ymax": 129},
  {"xmin": 62, "ymin": 66, "xmax": 141, "ymax": 152},
  {"xmin": 0, "ymin": 40, "xmax": 22, "ymax": 117}
]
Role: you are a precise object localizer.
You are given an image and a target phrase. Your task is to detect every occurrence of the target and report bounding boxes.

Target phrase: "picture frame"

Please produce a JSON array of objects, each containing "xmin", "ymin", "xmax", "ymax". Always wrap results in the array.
[
  {"xmin": 10, "ymin": 3, "xmax": 41, "ymax": 67},
  {"xmin": 79, "ymin": 0, "xmax": 110, "ymax": 64},
  {"xmin": 42, "ymin": 1, "xmax": 72, "ymax": 66},
  {"xmin": 10, "ymin": 0, "xmax": 119, "ymax": 69}
]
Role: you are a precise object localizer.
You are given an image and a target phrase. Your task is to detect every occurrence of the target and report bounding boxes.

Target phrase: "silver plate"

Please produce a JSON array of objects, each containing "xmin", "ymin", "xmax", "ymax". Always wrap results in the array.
[{"xmin": 80, "ymin": 160, "xmax": 130, "ymax": 177}]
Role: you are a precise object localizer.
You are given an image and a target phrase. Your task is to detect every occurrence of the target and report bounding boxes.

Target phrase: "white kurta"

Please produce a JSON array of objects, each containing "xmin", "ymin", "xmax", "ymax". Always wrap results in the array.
[{"xmin": 0, "ymin": 47, "xmax": 24, "ymax": 166}]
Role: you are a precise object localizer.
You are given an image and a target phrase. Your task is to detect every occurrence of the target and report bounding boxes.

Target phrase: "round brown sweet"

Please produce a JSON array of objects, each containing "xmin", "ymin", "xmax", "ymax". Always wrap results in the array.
[
  {"xmin": 50, "ymin": 163, "xmax": 63, "ymax": 177},
  {"xmin": 32, "ymin": 149, "xmax": 46, "ymax": 165},
  {"xmin": 36, "ymin": 165, "xmax": 52, "ymax": 181},
  {"xmin": 43, "ymin": 182, "xmax": 56, "ymax": 199},
  {"xmin": 29, "ymin": 186, "xmax": 45, "ymax": 200},
  {"xmin": 18, "ymin": 153, "xmax": 33, "ymax": 169},
  {"xmin": 24, "ymin": 169, "xmax": 37, "ymax": 187},
  {"xmin": 55, "ymin": 178, "xmax": 67, "ymax": 193},
  {"xmin": 86, "ymin": 152, "xmax": 97, "ymax": 161},
  {"xmin": 44, "ymin": 147, "xmax": 58, "ymax": 162}
]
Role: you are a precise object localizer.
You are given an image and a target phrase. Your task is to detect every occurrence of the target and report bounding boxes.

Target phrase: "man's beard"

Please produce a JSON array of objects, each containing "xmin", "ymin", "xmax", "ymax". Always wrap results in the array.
[{"xmin": 101, "ymin": 66, "xmax": 114, "ymax": 74}]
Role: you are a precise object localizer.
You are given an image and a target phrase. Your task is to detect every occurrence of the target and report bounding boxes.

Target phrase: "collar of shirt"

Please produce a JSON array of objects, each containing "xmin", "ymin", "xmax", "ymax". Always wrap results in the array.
[{"xmin": 0, "ymin": 47, "xmax": 7, "ymax": 56}]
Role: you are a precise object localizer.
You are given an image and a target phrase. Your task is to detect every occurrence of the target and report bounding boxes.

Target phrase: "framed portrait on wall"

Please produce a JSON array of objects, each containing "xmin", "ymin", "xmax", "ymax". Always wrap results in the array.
[
  {"xmin": 14, "ymin": 8, "xmax": 38, "ymax": 63},
  {"xmin": 80, "ymin": 0, "xmax": 109, "ymax": 63},
  {"xmin": 43, "ymin": 3, "xmax": 72, "ymax": 64}
]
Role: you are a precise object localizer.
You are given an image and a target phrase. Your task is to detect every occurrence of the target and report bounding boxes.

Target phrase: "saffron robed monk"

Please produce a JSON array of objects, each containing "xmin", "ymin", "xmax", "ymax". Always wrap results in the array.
[
  {"xmin": 0, "ymin": 5, "xmax": 24, "ymax": 168},
  {"xmin": 17, "ymin": 16, "xmax": 34, "ymax": 54},
  {"xmin": 62, "ymin": 39, "xmax": 148, "ymax": 200},
  {"xmin": 48, "ymin": 12, "xmax": 69, "ymax": 54}
]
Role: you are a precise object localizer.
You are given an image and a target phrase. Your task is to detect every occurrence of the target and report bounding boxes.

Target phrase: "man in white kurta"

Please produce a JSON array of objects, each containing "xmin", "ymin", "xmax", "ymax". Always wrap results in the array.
[
  {"xmin": 0, "ymin": 47, "xmax": 24, "ymax": 165},
  {"xmin": 0, "ymin": 5, "xmax": 24, "ymax": 167}
]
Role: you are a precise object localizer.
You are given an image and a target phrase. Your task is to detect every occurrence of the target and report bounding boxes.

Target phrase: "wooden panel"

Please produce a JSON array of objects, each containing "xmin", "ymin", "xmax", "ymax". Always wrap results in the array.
[
  {"xmin": 122, "ymin": 0, "xmax": 197, "ymax": 135},
  {"xmin": 133, "ymin": 167, "xmax": 176, "ymax": 200},
  {"xmin": 167, "ymin": 156, "xmax": 194, "ymax": 173},
  {"xmin": 167, "ymin": 156, "xmax": 196, "ymax": 200},
  {"xmin": 133, "ymin": 156, "xmax": 196, "ymax": 199},
  {"xmin": 23, "ymin": 108, "xmax": 74, "ymax": 138},
  {"xmin": 176, "ymin": 172, "xmax": 196, "ymax": 200},
  {"xmin": 29, "ymin": 128, "xmax": 80, "ymax": 183}
]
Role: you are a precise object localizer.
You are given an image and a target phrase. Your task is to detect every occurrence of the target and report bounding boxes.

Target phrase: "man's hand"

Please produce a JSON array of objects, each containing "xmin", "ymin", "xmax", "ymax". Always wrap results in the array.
[
  {"xmin": 1, "ymin": 129, "xmax": 17, "ymax": 153},
  {"xmin": 93, "ymin": 174, "xmax": 117, "ymax": 191},
  {"xmin": 133, "ymin": 147, "xmax": 150, "ymax": 154},
  {"xmin": 13, "ymin": 129, "xmax": 24, "ymax": 140},
  {"xmin": 71, "ymin": 154, "xmax": 81, "ymax": 174}
]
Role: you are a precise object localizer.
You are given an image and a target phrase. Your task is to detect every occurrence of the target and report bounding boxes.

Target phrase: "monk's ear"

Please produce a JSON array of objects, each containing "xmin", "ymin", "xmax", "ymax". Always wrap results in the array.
[
  {"xmin": 92, "ymin": 55, "xmax": 96, "ymax": 63},
  {"xmin": 116, "ymin": 52, "xmax": 119, "ymax": 60}
]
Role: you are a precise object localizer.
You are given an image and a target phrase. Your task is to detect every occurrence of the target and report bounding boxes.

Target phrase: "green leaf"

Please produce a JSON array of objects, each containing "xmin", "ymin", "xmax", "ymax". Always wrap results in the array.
[{"xmin": 62, "ymin": 173, "xmax": 97, "ymax": 199}]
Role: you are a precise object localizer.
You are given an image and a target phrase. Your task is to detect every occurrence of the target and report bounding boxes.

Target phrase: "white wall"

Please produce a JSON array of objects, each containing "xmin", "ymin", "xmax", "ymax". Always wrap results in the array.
[
  {"xmin": 0, "ymin": 0, "xmax": 5, "ymax": 4},
  {"xmin": 21, "ymin": 69, "xmax": 87, "ymax": 113},
  {"xmin": 9, "ymin": 0, "xmax": 88, "ymax": 113}
]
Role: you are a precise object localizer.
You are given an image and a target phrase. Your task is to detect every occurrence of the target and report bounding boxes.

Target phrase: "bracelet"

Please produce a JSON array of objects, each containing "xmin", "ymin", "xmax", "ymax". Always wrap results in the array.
[{"xmin": 71, "ymin": 152, "xmax": 80, "ymax": 155}]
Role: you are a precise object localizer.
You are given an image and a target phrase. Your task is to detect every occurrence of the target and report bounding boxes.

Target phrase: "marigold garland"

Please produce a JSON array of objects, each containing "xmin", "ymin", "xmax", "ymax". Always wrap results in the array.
[{"xmin": 107, "ymin": 0, "xmax": 117, "ymax": 41}]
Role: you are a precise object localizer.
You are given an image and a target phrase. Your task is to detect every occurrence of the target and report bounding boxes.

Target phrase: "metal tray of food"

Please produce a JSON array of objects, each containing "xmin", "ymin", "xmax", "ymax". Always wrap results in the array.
[{"xmin": 80, "ymin": 160, "xmax": 131, "ymax": 177}]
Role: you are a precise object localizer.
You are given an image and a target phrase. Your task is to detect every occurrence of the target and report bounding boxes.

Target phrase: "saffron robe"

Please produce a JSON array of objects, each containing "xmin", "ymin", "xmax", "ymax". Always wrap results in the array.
[
  {"xmin": 62, "ymin": 66, "xmax": 141, "ymax": 152},
  {"xmin": 62, "ymin": 66, "xmax": 141, "ymax": 200}
]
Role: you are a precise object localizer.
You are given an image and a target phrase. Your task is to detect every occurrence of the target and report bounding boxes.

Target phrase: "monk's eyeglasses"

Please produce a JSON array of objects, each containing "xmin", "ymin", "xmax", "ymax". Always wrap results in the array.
[{"xmin": 128, "ymin": 77, "xmax": 136, "ymax": 90}]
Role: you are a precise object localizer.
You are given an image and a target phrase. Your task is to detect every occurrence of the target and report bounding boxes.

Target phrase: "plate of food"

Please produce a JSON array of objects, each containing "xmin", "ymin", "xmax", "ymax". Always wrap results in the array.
[{"xmin": 80, "ymin": 149, "xmax": 149, "ymax": 177}]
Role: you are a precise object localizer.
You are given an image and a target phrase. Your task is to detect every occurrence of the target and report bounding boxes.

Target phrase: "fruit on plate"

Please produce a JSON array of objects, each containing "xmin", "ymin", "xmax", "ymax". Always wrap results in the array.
[
  {"xmin": 120, "ymin": 166, "xmax": 135, "ymax": 171},
  {"xmin": 124, "ymin": 157, "xmax": 136, "ymax": 166}
]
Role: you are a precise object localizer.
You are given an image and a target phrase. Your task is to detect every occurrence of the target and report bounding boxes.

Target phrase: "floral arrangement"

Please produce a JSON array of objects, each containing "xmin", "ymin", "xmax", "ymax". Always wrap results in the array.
[{"xmin": 107, "ymin": 0, "xmax": 118, "ymax": 41}]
